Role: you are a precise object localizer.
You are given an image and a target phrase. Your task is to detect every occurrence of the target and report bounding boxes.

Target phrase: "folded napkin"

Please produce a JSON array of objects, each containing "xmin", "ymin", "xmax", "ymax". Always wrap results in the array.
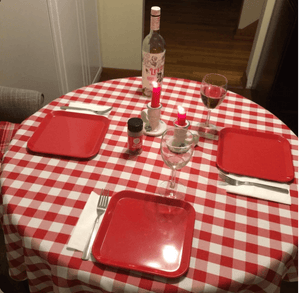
[
  {"xmin": 218, "ymin": 173, "xmax": 291, "ymax": 205},
  {"xmin": 68, "ymin": 191, "xmax": 109, "ymax": 252},
  {"xmin": 66, "ymin": 102, "xmax": 112, "ymax": 116}
]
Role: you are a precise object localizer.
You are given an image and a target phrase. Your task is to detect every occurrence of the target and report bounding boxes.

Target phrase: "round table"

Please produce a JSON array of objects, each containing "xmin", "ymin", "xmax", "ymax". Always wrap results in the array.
[{"xmin": 0, "ymin": 77, "xmax": 298, "ymax": 292}]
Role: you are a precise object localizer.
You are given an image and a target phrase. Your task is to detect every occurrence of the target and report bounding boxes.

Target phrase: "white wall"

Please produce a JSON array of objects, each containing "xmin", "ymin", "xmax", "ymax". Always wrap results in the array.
[
  {"xmin": 97, "ymin": 0, "xmax": 143, "ymax": 70},
  {"xmin": 245, "ymin": 0, "xmax": 276, "ymax": 88},
  {"xmin": 238, "ymin": 0, "xmax": 265, "ymax": 29}
]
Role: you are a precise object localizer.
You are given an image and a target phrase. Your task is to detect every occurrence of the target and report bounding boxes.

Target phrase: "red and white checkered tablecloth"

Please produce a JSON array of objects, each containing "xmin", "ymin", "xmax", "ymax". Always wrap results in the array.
[{"xmin": 0, "ymin": 77, "xmax": 298, "ymax": 293}]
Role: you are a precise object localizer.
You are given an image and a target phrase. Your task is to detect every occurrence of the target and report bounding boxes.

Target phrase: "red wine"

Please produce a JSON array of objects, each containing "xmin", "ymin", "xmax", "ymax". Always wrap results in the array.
[{"xmin": 201, "ymin": 85, "xmax": 226, "ymax": 109}]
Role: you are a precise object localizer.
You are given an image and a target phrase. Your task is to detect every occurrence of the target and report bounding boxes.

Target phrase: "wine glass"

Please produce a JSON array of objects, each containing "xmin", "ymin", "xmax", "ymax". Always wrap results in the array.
[
  {"xmin": 157, "ymin": 127, "xmax": 195, "ymax": 200},
  {"xmin": 198, "ymin": 73, "xmax": 228, "ymax": 139}
]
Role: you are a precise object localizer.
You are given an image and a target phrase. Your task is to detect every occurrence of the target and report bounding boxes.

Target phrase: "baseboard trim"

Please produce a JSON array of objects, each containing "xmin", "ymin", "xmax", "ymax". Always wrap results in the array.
[{"xmin": 99, "ymin": 68, "xmax": 142, "ymax": 82}]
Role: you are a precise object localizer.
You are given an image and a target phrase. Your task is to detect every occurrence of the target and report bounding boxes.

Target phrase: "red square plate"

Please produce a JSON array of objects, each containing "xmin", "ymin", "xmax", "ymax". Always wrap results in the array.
[
  {"xmin": 27, "ymin": 111, "xmax": 109, "ymax": 159},
  {"xmin": 92, "ymin": 190, "xmax": 195, "ymax": 278},
  {"xmin": 217, "ymin": 128, "xmax": 294, "ymax": 182}
]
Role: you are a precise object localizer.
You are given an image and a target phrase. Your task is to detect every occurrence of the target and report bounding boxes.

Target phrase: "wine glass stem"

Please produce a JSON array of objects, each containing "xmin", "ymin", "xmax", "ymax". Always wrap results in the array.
[
  {"xmin": 170, "ymin": 168, "xmax": 177, "ymax": 189},
  {"xmin": 205, "ymin": 109, "xmax": 211, "ymax": 127}
]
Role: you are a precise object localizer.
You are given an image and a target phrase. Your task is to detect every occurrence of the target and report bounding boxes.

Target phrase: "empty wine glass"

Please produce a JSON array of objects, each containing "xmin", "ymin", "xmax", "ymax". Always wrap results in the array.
[
  {"xmin": 198, "ymin": 73, "xmax": 228, "ymax": 139},
  {"xmin": 157, "ymin": 127, "xmax": 195, "ymax": 200}
]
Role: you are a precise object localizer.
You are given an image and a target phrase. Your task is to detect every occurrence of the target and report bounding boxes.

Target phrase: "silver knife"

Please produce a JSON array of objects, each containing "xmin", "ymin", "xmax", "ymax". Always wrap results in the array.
[{"xmin": 60, "ymin": 106, "xmax": 112, "ymax": 115}]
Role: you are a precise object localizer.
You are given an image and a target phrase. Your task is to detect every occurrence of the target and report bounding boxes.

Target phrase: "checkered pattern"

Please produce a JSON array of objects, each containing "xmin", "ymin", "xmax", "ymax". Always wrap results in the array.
[
  {"xmin": 0, "ymin": 77, "xmax": 297, "ymax": 293},
  {"xmin": 0, "ymin": 121, "xmax": 19, "ymax": 161}
]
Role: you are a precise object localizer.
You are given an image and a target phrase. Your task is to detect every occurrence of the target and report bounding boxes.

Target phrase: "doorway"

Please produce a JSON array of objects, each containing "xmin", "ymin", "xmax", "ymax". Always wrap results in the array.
[{"xmin": 143, "ymin": 0, "xmax": 255, "ymax": 88}]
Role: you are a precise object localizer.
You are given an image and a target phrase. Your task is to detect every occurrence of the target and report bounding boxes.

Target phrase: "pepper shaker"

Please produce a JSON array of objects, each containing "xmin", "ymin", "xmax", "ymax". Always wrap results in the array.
[{"xmin": 127, "ymin": 117, "xmax": 143, "ymax": 155}]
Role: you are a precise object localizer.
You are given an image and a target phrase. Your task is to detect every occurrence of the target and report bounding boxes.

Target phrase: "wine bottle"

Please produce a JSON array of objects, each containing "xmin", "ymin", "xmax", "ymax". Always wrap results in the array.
[{"xmin": 142, "ymin": 6, "xmax": 166, "ymax": 97}]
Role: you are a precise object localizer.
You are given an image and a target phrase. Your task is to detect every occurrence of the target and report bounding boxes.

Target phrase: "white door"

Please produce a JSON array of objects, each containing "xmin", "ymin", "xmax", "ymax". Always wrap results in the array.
[
  {"xmin": 0, "ymin": 0, "xmax": 101, "ymax": 105},
  {"xmin": 0, "ymin": 0, "xmax": 61, "ymax": 104},
  {"xmin": 45, "ymin": 0, "xmax": 102, "ymax": 99}
]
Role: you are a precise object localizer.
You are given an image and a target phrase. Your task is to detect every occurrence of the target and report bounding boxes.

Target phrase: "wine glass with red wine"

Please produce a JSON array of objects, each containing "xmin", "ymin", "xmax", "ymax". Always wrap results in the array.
[{"xmin": 198, "ymin": 73, "xmax": 228, "ymax": 139}]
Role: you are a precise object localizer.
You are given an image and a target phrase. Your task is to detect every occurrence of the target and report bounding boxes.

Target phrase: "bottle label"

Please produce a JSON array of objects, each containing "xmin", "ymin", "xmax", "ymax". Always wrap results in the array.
[
  {"xmin": 128, "ymin": 136, "xmax": 142, "ymax": 152},
  {"xmin": 142, "ymin": 50, "xmax": 165, "ymax": 96}
]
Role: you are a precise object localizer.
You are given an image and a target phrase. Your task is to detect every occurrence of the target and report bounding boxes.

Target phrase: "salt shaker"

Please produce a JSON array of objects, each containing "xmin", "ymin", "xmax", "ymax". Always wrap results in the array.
[{"xmin": 127, "ymin": 117, "xmax": 143, "ymax": 155}]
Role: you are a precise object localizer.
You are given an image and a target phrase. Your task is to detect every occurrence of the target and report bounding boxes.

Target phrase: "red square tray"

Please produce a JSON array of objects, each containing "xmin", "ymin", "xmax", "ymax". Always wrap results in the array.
[
  {"xmin": 92, "ymin": 190, "xmax": 195, "ymax": 278},
  {"xmin": 27, "ymin": 111, "xmax": 109, "ymax": 159},
  {"xmin": 217, "ymin": 128, "xmax": 294, "ymax": 182}
]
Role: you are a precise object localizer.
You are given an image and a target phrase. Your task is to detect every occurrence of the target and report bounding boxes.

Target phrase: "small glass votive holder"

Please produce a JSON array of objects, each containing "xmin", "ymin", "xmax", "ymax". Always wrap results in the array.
[
  {"xmin": 173, "ymin": 119, "xmax": 200, "ymax": 146},
  {"xmin": 173, "ymin": 119, "xmax": 190, "ymax": 129}
]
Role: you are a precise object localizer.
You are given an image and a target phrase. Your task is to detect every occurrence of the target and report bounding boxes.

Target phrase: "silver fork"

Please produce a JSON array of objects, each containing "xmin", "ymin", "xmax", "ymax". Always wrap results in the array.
[
  {"xmin": 81, "ymin": 189, "xmax": 110, "ymax": 260},
  {"xmin": 60, "ymin": 105, "xmax": 112, "ymax": 115},
  {"xmin": 219, "ymin": 172, "xmax": 289, "ymax": 194}
]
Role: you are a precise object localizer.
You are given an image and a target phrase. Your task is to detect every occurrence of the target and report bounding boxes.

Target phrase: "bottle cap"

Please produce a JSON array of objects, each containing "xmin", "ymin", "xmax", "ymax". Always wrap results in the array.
[
  {"xmin": 151, "ymin": 6, "xmax": 161, "ymax": 16},
  {"xmin": 128, "ymin": 118, "xmax": 143, "ymax": 132}
]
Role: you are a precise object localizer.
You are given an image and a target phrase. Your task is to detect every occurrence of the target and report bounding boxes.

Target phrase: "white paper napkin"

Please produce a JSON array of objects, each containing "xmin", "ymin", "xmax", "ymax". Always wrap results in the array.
[
  {"xmin": 65, "ymin": 102, "xmax": 112, "ymax": 116},
  {"xmin": 218, "ymin": 173, "xmax": 291, "ymax": 205},
  {"xmin": 67, "ymin": 191, "xmax": 108, "ymax": 252}
]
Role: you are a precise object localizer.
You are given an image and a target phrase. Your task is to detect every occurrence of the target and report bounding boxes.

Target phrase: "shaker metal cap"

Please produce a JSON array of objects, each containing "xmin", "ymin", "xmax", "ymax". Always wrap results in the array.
[{"xmin": 128, "ymin": 117, "xmax": 143, "ymax": 132}]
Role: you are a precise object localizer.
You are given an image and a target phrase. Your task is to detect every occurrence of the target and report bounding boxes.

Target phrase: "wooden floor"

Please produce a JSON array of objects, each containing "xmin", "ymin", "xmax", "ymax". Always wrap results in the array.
[
  {"xmin": 99, "ymin": 0, "xmax": 297, "ymax": 135},
  {"xmin": 143, "ymin": 0, "xmax": 253, "ymax": 88},
  {"xmin": 100, "ymin": 0, "xmax": 255, "ymax": 100}
]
